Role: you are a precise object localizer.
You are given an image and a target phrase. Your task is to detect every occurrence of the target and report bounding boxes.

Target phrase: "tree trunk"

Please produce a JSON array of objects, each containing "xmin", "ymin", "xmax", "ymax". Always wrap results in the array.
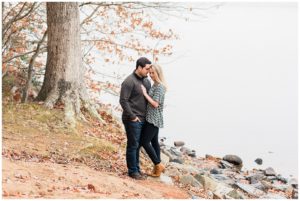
[{"xmin": 36, "ymin": 2, "xmax": 102, "ymax": 126}]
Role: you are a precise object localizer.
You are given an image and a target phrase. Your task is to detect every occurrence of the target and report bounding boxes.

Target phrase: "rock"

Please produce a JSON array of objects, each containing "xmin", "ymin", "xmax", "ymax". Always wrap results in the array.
[
  {"xmin": 187, "ymin": 150, "xmax": 196, "ymax": 157},
  {"xmin": 264, "ymin": 167, "xmax": 276, "ymax": 176},
  {"xmin": 191, "ymin": 195, "xmax": 200, "ymax": 199},
  {"xmin": 210, "ymin": 168, "xmax": 221, "ymax": 174},
  {"xmin": 160, "ymin": 152, "xmax": 170, "ymax": 165},
  {"xmin": 164, "ymin": 166, "xmax": 181, "ymax": 177},
  {"xmin": 180, "ymin": 175, "xmax": 202, "ymax": 187},
  {"xmin": 159, "ymin": 141, "xmax": 166, "ymax": 147},
  {"xmin": 213, "ymin": 183, "xmax": 237, "ymax": 199},
  {"xmin": 220, "ymin": 160, "xmax": 234, "ymax": 169},
  {"xmin": 160, "ymin": 175, "xmax": 173, "ymax": 185},
  {"xmin": 276, "ymin": 175, "xmax": 288, "ymax": 183},
  {"xmin": 206, "ymin": 154, "xmax": 214, "ymax": 159},
  {"xmin": 174, "ymin": 141, "xmax": 185, "ymax": 147},
  {"xmin": 210, "ymin": 174, "xmax": 235, "ymax": 185},
  {"xmin": 162, "ymin": 149, "xmax": 183, "ymax": 164},
  {"xmin": 227, "ymin": 189, "xmax": 245, "ymax": 199},
  {"xmin": 170, "ymin": 147, "xmax": 183, "ymax": 157},
  {"xmin": 260, "ymin": 180, "xmax": 273, "ymax": 190},
  {"xmin": 193, "ymin": 175, "xmax": 237, "ymax": 199},
  {"xmin": 210, "ymin": 174, "xmax": 227, "ymax": 181},
  {"xmin": 179, "ymin": 147, "xmax": 189, "ymax": 153},
  {"xmin": 223, "ymin": 155, "xmax": 243, "ymax": 166},
  {"xmin": 292, "ymin": 188, "xmax": 298, "ymax": 199},
  {"xmin": 289, "ymin": 178, "xmax": 298, "ymax": 189},
  {"xmin": 195, "ymin": 175, "xmax": 218, "ymax": 191},
  {"xmin": 252, "ymin": 181, "xmax": 269, "ymax": 192},
  {"xmin": 169, "ymin": 158, "xmax": 184, "ymax": 164},
  {"xmin": 206, "ymin": 190, "xmax": 214, "ymax": 199},
  {"xmin": 160, "ymin": 137, "xmax": 166, "ymax": 142},
  {"xmin": 272, "ymin": 184, "xmax": 289, "ymax": 191},
  {"xmin": 261, "ymin": 193, "xmax": 287, "ymax": 199},
  {"xmin": 266, "ymin": 176, "xmax": 277, "ymax": 181},
  {"xmin": 254, "ymin": 158, "xmax": 263, "ymax": 165},
  {"xmin": 232, "ymin": 173, "xmax": 246, "ymax": 180},
  {"xmin": 167, "ymin": 162, "xmax": 200, "ymax": 175},
  {"xmin": 161, "ymin": 149, "xmax": 173, "ymax": 158},
  {"xmin": 235, "ymin": 182, "xmax": 265, "ymax": 197}
]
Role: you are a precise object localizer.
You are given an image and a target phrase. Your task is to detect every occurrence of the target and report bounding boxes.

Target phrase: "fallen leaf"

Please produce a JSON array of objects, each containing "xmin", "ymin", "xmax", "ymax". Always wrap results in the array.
[
  {"xmin": 87, "ymin": 184, "xmax": 96, "ymax": 192},
  {"xmin": 3, "ymin": 190, "xmax": 9, "ymax": 197}
]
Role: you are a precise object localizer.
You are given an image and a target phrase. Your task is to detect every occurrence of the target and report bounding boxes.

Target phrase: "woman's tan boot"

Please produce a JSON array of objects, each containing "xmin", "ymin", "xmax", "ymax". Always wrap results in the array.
[{"xmin": 150, "ymin": 163, "xmax": 165, "ymax": 177}]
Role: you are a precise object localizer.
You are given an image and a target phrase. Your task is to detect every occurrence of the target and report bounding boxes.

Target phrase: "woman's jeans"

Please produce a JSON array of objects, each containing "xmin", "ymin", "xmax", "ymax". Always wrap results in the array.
[
  {"xmin": 123, "ymin": 120, "xmax": 144, "ymax": 175},
  {"xmin": 140, "ymin": 121, "xmax": 161, "ymax": 165}
]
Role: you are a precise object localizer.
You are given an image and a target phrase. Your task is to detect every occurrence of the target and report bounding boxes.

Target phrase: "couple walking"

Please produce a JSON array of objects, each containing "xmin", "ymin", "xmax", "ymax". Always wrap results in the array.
[{"xmin": 119, "ymin": 57, "xmax": 167, "ymax": 180}]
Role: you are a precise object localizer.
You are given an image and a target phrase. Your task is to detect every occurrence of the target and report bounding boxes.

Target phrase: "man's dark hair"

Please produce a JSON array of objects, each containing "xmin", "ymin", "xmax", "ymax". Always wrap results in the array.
[{"xmin": 136, "ymin": 57, "xmax": 151, "ymax": 69}]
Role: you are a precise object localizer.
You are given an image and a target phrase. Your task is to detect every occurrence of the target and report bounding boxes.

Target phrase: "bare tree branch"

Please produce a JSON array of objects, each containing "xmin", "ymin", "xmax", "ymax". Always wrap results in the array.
[
  {"xmin": 22, "ymin": 30, "xmax": 48, "ymax": 103},
  {"xmin": 82, "ymin": 39, "xmax": 150, "ymax": 52},
  {"xmin": 3, "ymin": 47, "xmax": 47, "ymax": 63},
  {"xmin": 2, "ymin": 3, "xmax": 27, "ymax": 39},
  {"xmin": 80, "ymin": 4, "xmax": 101, "ymax": 26}
]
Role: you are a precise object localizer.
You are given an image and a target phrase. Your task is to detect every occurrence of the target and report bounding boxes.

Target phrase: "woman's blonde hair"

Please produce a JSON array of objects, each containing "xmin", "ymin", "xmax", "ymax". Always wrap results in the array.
[{"xmin": 151, "ymin": 64, "xmax": 167, "ymax": 91}]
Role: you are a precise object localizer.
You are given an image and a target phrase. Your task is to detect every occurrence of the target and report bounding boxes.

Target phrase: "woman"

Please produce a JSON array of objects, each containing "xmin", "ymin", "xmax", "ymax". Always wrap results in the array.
[{"xmin": 140, "ymin": 64, "xmax": 167, "ymax": 177}]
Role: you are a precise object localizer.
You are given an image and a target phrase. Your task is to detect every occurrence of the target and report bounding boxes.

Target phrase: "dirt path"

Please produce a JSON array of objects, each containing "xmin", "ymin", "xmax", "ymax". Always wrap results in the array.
[{"xmin": 2, "ymin": 158, "xmax": 189, "ymax": 199}]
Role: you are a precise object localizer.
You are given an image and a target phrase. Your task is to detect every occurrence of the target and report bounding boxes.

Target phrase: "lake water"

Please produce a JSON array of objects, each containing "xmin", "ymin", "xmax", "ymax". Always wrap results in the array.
[{"xmin": 96, "ymin": 2, "xmax": 298, "ymax": 179}]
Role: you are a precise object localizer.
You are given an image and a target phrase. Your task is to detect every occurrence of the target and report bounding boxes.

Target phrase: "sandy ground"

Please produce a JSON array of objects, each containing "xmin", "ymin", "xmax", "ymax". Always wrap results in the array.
[{"xmin": 2, "ymin": 157, "xmax": 189, "ymax": 199}]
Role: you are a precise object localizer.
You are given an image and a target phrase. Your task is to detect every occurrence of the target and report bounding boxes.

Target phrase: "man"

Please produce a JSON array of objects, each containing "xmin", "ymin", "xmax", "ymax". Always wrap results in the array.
[{"xmin": 119, "ymin": 57, "xmax": 152, "ymax": 180}]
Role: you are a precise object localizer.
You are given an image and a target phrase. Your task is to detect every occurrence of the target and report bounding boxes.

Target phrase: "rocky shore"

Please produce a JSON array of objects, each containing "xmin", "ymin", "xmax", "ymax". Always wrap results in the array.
[{"xmin": 144, "ymin": 139, "xmax": 298, "ymax": 199}]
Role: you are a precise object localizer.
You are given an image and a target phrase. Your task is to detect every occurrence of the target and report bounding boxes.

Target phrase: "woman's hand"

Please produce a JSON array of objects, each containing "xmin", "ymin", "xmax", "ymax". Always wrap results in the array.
[{"xmin": 141, "ymin": 84, "xmax": 147, "ymax": 96}]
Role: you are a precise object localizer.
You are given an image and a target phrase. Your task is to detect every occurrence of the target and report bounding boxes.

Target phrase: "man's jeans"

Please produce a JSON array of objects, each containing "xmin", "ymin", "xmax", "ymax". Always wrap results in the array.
[{"xmin": 123, "ymin": 120, "xmax": 144, "ymax": 175}]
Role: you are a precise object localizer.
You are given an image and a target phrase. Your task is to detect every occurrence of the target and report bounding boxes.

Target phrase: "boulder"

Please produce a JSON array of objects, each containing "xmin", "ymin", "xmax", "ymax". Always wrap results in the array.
[
  {"xmin": 170, "ymin": 158, "xmax": 184, "ymax": 164},
  {"xmin": 223, "ymin": 155, "xmax": 243, "ymax": 166},
  {"xmin": 174, "ymin": 141, "xmax": 185, "ymax": 147},
  {"xmin": 210, "ymin": 174, "xmax": 235, "ymax": 185},
  {"xmin": 160, "ymin": 137, "xmax": 166, "ymax": 142},
  {"xmin": 220, "ymin": 160, "xmax": 234, "ymax": 169},
  {"xmin": 234, "ymin": 182, "xmax": 265, "ymax": 197},
  {"xmin": 264, "ymin": 167, "xmax": 276, "ymax": 176},
  {"xmin": 254, "ymin": 158, "xmax": 263, "ymax": 165},
  {"xmin": 260, "ymin": 193, "xmax": 287, "ymax": 199},
  {"xmin": 191, "ymin": 195, "xmax": 201, "ymax": 199},
  {"xmin": 271, "ymin": 184, "xmax": 289, "ymax": 192},
  {"xmin": 164, "ymin": 167, "xmax": 181, "ymax": 177},
  {"xmin": 187, "ymin": 150, "xmax": 196, "ymax": 157},
  {"xmin": 180, "ymin": 175, "xmax": 202, "ymax": 187},
  {"xmin": 276, "ymin": 175, "xmax": 288, "ymax": 184},
  {"xmin": 210, "ymin": 168, "xmax": 222, "ymax": 174},
  {"xmin": 252, "ymin": 181, "xmax": 269, "ymax": 192},
  {"xmin": 159, "ymin": 141, "xmax": 166, "ymax": 147},
  {"xmin": 194, "ymin": 175, "xmax": 218, "ymax": 191},
  {"xmin": 167, "ymin": 162, "xmax": 200, "ymax": 175},
  {"xmin": 226, "ymin": 189, "xmax": 245, "ymax": 199},
  {"xmin": 212, "ymin": 185, "xmax": 234, "ymax": 199},
  {"xmin": 289, "ymin": 178, "xmax": 298, "ymax": 189},
  {"xmin": 266, "ymin": 176, "xmax": 277, "ymax": 181},
  {"xmin": 170, "ymin": 147, "xmax": 183, "ymax": 157},
  {"xmin": 260, "ymin": 180, "xmax": 273, "ymax": 190},
  {"xmin": 247, "ymin": 173, "xmax": 265, "ymax": 184},
  {"xmin": 194, "ymin": 174, "xmax": 239, "ymax": 199},
  {"xmin": 179, "ymin": 147, "xmax": 189, "ymax": 153},
  {"xmin": 292, "ymin": 188, "xmax": 298, "ymax": 199},
  {"xmin": 162, "ymin": 149, "xmax": 184, "ymax": 164}
]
